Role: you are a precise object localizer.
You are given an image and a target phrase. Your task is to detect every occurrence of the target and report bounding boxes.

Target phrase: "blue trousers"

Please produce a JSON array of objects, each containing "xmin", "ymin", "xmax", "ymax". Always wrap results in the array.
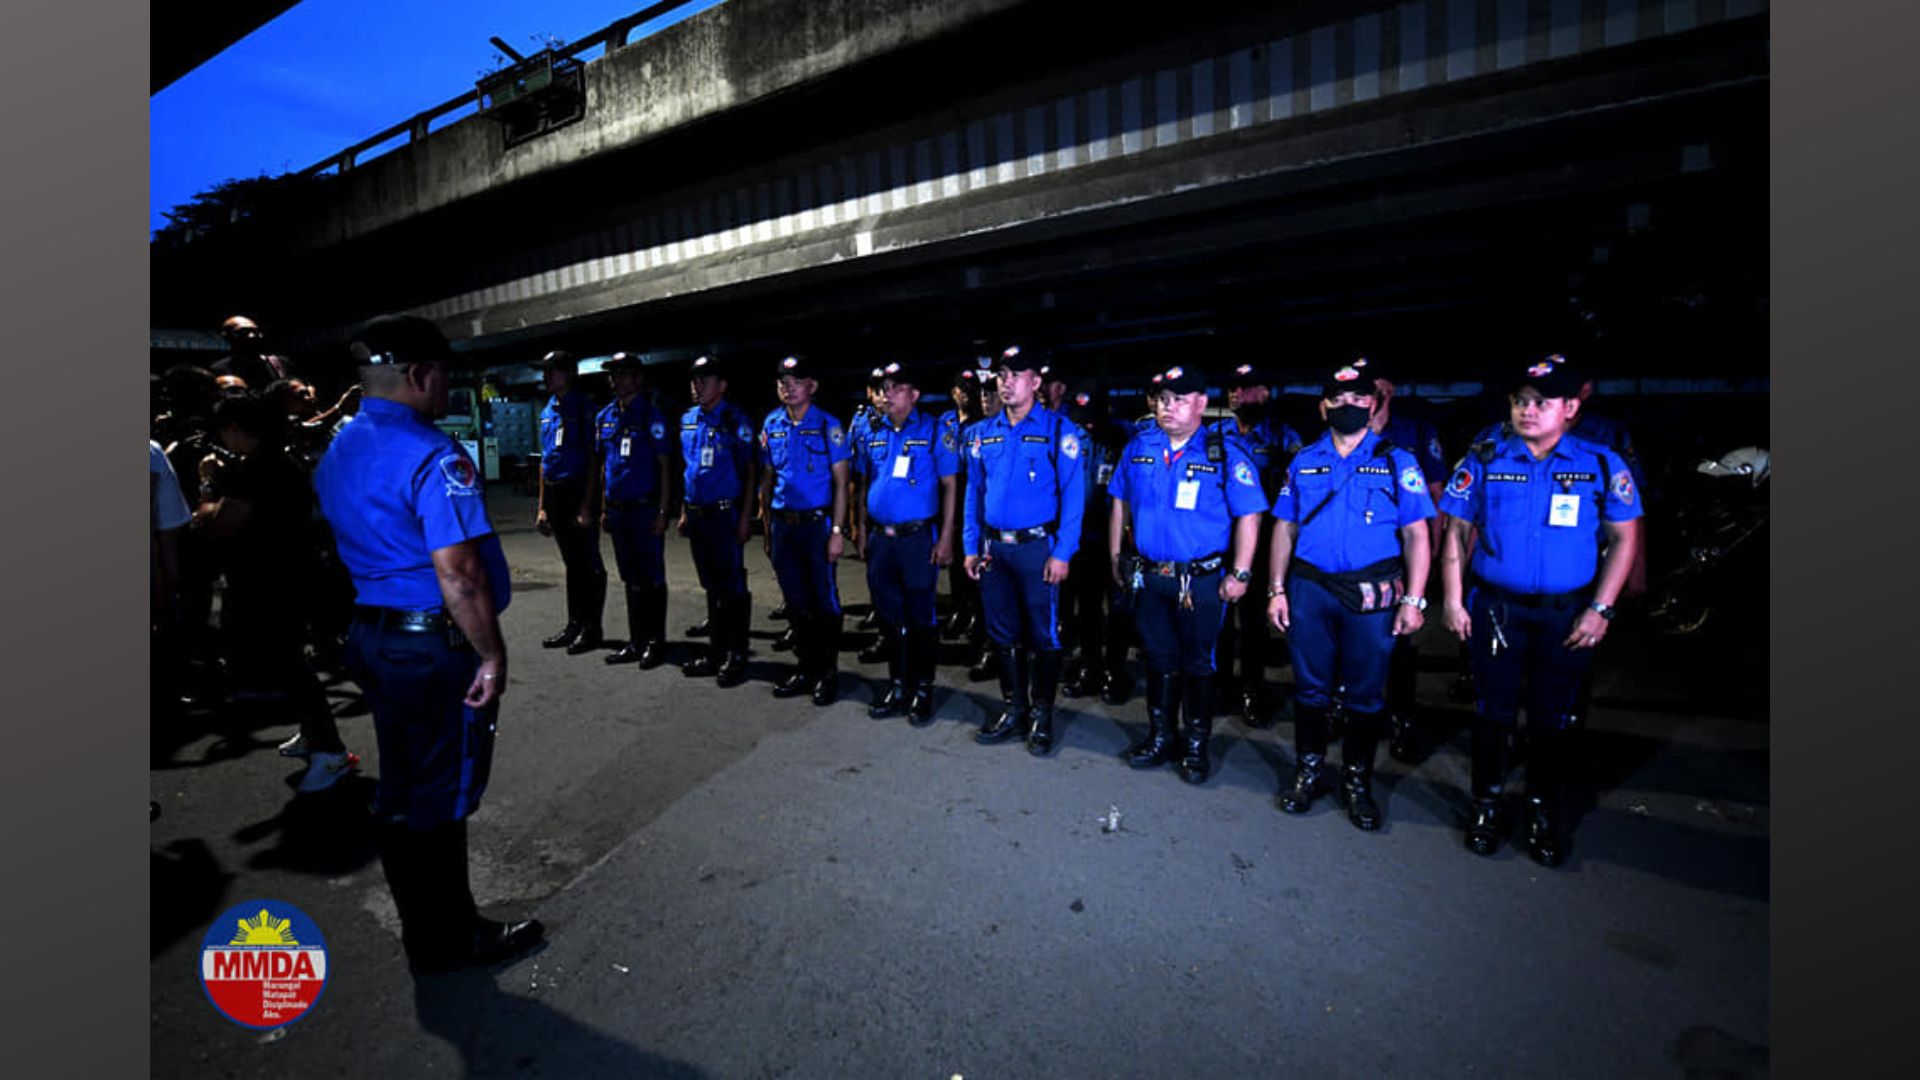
[
  {"xmin": 1285, "ymin": 574, "xmax": 1396, "ymax": 714},
  {"xmin": 979, "ymin": 536, "xmax": 1061, "ymax": 651},
  {"xmin": 685, "ymin": 507, "xmax": 747, "ymax": 595},
  {"xmin": 867, "ymin": 526, "xmax": 940, "ymax": 629},
  {"xmin": 1131, "ymin": 570, "xmax": 1228, "ymax": 676},
  {"xmin": 1467, "ymin": 588, "xmax": 1595, "ymax": 732},
  {"xmin": 770, "ymin": 515, "xmax": 842, "ymax": 619},
  {"xmin": 346, "ymin": 619, "xmax": 496, "ymax": 828},
  {"xmin": 606, "ymin": 502, "xmax": 666, "ymax": 588}
]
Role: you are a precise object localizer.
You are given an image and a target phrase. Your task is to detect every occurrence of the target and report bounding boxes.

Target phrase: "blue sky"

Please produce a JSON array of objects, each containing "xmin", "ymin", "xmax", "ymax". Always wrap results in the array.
[{"xmin": 150, "ymin": 0, "xmax": 726, "ymax": 235}]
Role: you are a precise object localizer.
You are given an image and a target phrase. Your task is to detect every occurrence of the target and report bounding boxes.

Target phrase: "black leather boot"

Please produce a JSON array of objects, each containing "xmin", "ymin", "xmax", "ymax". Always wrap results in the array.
[
  {"xmin": 566, "ymin": 571, "xmax": 608, "ymax": 654},
  {"xmin": 1061, "ymin": 655, "xmax": 1092, "ymax": 698},
  {"xmin": 858, "ymin": 623, "xmax": 892, "ymax": 664},
  {"xmin": 1100, "ymin": 663, "xmax": 1131, "ymax": 705},
  {"xmin": 404, "ymin": 820, "xmax": 544, "ymax": 975},
  {"xmin": 870, "ymin": 680, "xmax": 909, "ymax": 718},
  {"xmin": 635, "ymin": 584, "xmax": 670, "ymax": 669},
  {"xmin": 774, "ymin": 613, "xmax": 814, "ymax": 698},
  {"xmin": 967, "ymin": 642, "xmax": 1001, "ymax": 682},
  {"xmin": 1278, "ymin": 704, "xmax": 1332, "ymax": 813},
  {"xmin": 1121, "ymin": 672, "xmax": 1178, "ymax": 768},
  {"xmin": 769, "ymin": 601, "xmax": 788, "ymax": 621},
  {"xmin": 1464, "ymin": 719, "xmax": 1513, "ymax": 855},
  {"xmin": 1026, "ymin": 649, "xmax": 1064, "ymax": 757},
  {"xmin": 773, "ymin": 624, "xmax": 799, "ymax": 652},
  {"xmin": 1175, "ymin": 673, "xmax": 1214, "ymax": 784},
  {"xmin": 1523, "ymin": 726, "xmax": 1571, "ymax": 867},
  {"xmin": 1241, "ymin": 681, "xmax": 1270, "ymax": 728},
  {"xmin": 1387, "ymin": 710, "xmax": 1421, "ymax": 763},
  {"xmin": 974, "ymin": 647, "xmax": 1028, "ymax": 744},
  {"xmin": 1340, "ymin": 710, "xmax": 1384, "ymax": 830},
  {"xmin": 686, "ymin": 616, "xmax": 711, "ymax": 638},
  {"xmin": 810, "ymin": 614, "xmax": 842, "ymax": 706},
  {"xmin": 605, "ymin": 585, "xmax": 648, "ymax": 664},
  {"xmin": 542, "ymin": 621, "xmax": 584, "ymax": 649},
  {"xmin": 682, "ymin": 595, "xmax": 722, "ymax": 677},
  {"xmin": 714, "ymin": 593, "xmax": 750, "ymax": 687},
  {"xmin": 906, "ymin": 625, "xmax": 938, "ymax": 726}
]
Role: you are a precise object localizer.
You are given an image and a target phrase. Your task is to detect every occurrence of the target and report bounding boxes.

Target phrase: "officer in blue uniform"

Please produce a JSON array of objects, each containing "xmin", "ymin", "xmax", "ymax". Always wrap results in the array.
[
  {"xmin": 758, "ymin": 354, "xmax": 853, "ymax": 705},
  {"xmin": 1351, "ymin": 357, "xmax": 1449, "ymax": 760},
  {"xmin": 590, "ymin": 353, "xmax": 678, "ymax": 668},
  {"xmin": 534, "ymin": 350, "xmax": 608, "ymax": 655},
  {"xmin": 940, "ymin": 368, "xmax": 988, "ymax": 649},
  {"xmin": 851, "ymin": 367, "xmax": 894, "ymax": 664},
  {"xmin": 315, "ymin": 315, "xmax": 542, "ymax": 974},
  {"xmin": 854, "ymin": 361, "xmax": 960, "ymax": 723},
  {"xmin": 963, "ymin": 346, "xmax": 1086, "ymax": 755},
  {"xmin": 677, "ymin": 355, "xmax": 759, "ymax": 687},
  {"xmin": 1109, "ymin": 365, "xmax": 1267, "ymax": 784},
  {"xmin": 960, "ymin": 364, "xmax": 1006, "ymax": 681},
  {"xmin": 1210, "ymin": 363, "xmax": 1304, "ymax": 726},
  {"xmin": 1062, "ymin": 382, "xmax": 1138, "ymax": 705},
  {"xmin": 1267, "ymin": 364, "xmax": 1437, "ymax": 831},
  {"xmin": 1439, "ymin": 356, "xmax": 1641, "ymax": 865}
]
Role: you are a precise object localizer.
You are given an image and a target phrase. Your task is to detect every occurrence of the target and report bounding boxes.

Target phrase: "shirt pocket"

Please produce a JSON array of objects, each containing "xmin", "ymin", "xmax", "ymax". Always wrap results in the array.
[
  {"xmin": 1353, "ymin": 477, "xmax": 1400, "ymax": 524},
  {"xmin": 1485, "ymin": 481, "xmax": 1532, "ymax": 526}
]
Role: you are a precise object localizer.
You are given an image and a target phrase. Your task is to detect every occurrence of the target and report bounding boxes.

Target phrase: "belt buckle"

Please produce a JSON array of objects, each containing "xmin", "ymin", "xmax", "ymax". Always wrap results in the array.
[{"xmin": 883, "ymin": 525, "xmax": 900, "ymax": 537}]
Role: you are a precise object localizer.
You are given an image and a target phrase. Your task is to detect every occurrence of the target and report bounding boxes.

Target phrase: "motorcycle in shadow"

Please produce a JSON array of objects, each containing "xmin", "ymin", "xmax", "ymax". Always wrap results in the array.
[{"xmin": 1644, "ymin": 447, "xmax": 1769, "ymax": 636}]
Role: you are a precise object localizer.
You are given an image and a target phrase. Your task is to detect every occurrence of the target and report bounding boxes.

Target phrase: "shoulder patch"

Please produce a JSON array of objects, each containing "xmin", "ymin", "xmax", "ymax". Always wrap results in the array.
[
  {"xmin": 1612, "ymin": 470, "xmax": 1636, "ymax": 504},
  {"xmin": 970, "ymin": 435, "xmax": 982, "ymax": 459},
  {"xmin": 1400, "ymin": 465, "xmax": 1425, "ymax": 494},
  {"xmin": 650, "ymin": 421, "xmax": 665, "ymax": 440},
  {"xmin": 1060, "ymin": 432, "xmax": 1081, "ymax": 460},
  {"xmin": 1446, "ymin": 468, "xmax": 1474, "ymax": 499},
  {"xmin": 737, "ymin": 423, "xmax": 755, "ymax": 444},
  {"xmin": 439, "ymin": 451, "xmax": 479, "ymax": 496},
  {"xmin": 828, "ymin": 425, "xmax": 845, "ymax": 446},
  {"xmin": 1232, "ymin": 460, "xmax": 1257, "ymax": 487},
  {"xmin": 942, "ymin": 429, "xmax": 957, "ymax": 451},
  {"xmin": 1428, "ymin": 436, "xmax": 1444, "ymax": 465}
]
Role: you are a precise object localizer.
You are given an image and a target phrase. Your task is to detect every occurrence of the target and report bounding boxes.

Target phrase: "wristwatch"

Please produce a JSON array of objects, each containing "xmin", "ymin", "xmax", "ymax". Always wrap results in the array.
[
  {"xmin": 1397, "ymin": 595, "xmax": 1428, "ymax": 611},
  {"xmin": 1267, "ymin": 582, "xmax": 1287, "ymax": 598},
  {"xmin": 1589, "ymin": 600, "xmax": 1615, "ymax": 621},
  {"xmin": 1229, "ymin": 567, "xmax": 1252, "ymax": 584},
  {"xmin": 831, "ymin": 525, "xmax": 845, "ymax": 536}
]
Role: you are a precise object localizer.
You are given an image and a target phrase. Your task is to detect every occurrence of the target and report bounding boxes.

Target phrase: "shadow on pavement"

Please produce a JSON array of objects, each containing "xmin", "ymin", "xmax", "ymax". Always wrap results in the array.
[
  {"xmin": 230, "ymin": 777, "xmax": 382, "ymax": 875},
  {"xmin": 151, "ymin": 838, "xmax": 234, "ymax": 958},
  {"xmin": 412, "ymin": 974, "xmax": 708, "ymax": 1079}
]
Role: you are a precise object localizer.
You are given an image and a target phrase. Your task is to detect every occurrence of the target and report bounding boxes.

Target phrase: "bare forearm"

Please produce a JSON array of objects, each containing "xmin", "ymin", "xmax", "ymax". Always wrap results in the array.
[
  {"xmin": 1230, "ymin": 515, "xmax": 1259, "ymax": 574},
  {"xmin": 435, "ymin": 551, "xmax": 506, "ymax": 664},
  {"xmin": 1267, "ymin": 520, "xmax": 1297, "ymax": 586},
  {"xmin": 1401, "ymin": 520, "xmax": 1432, "ymax": 596},
  {"xmin": 1591, "ymin": 519, "xmax": 1641, "ymax": 608},
  {"xmin": 1440, "ymin": 518, "xmax": 1470, "ymax": 607}
]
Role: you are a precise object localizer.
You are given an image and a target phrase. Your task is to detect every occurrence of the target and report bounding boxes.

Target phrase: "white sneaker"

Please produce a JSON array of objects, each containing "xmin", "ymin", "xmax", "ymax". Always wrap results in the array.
[
  {"xmin": 298, "ymin": 751, "xmax": 359, "ymax": 793},
  {"xmin": 277, "ymin": 732, "xmax": 311, "ymax": 757}
]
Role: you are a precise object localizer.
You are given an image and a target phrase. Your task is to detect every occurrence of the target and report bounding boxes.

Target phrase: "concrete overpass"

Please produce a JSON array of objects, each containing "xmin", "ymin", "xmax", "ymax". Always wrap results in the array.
[{"xmin": 151, "ymin": 0, "xmax": 1769, "ymax": 382}]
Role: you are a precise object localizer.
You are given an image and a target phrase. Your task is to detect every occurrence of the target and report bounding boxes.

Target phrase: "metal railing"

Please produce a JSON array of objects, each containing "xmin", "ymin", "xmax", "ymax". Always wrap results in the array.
[{"xmin": 298, "ymin": 0, "xmax": 707, "ymax": 177}]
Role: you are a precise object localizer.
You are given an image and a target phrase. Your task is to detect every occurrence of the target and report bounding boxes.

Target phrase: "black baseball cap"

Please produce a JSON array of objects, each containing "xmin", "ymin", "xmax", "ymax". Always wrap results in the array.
[
  {"xmin": 1226, "ymin": 362, "xmax": 1268, "ymax": 389},
  {"xmin": 995, "ymin": 344, "xmax": 1042, "ymax": 376},
  {"xmin": 688, "ymin": 354, "xmax": 728, "ymax": 380},
  {"xmin": 603, "ymin": 351, "xmax": 644, "ymax": 374},
  {"xmin": 538, "ymin": 349, "xmax": 577, "ymax": 370},
  {"xmin": 775, "ymin": 354, "xmax": 818, "ymax": 381},
  {"xmin": 1322, "ymin": 364, "xmax": 1378, "ymax": 401},
  {"xmin": 349, "ymin": 314, "xmax": 452, "ymax": 368},
  {"xmin": 872, "ymin": 360, "xmax": 916, "ymax": 388},
  {"xmin": 1512, "ymin": 354, "xmax": 1582, "ymax": 399},
  {"xmin": 1150, "ymin": 364, "xmax": 1207, "ymax": 395}
]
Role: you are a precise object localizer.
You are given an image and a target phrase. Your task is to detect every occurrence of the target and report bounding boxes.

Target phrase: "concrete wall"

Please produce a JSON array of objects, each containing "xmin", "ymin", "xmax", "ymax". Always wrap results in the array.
[{"xmin": 301, "ymin": 0, "xmax": 1030, "ymax": 246}]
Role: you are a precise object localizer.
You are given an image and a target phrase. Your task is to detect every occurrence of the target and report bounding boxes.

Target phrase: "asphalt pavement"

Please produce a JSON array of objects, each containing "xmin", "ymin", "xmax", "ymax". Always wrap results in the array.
[{"xmin": 151, "ymin": 490, "xmax": 1768, "ymax": 1079}]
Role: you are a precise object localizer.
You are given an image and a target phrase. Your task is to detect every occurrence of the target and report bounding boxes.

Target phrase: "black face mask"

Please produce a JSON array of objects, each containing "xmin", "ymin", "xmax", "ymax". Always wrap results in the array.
[
  {"xmin": 1326, "ymin": 404, "xmax": 1371, "ymax": 435},
  {"xmin": 1233, "ymin": 398, "xmax": 1267, "ymax": 421}
]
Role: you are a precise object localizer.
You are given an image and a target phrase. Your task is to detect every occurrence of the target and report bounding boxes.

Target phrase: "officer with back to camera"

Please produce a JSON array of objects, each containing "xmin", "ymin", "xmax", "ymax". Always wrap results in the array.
[
  {"xmin": 1109, "ymin": 364, "xmax": 1267, "ymax": 784},
  {"xmin": 315, "ymin": 314, "xmax": 542, "ymax": 975},
  {"xmin": 963, "ymin": 345, "xmax": 1086, "ymax": 756},
  {"xmin": 1438, "ymin": 355, "xmax": 1641, "ymax": 866},
  {"xmin": 1061, "ymin": 380, "xmax": 1138, "ymax": 706},
  {"xmin": 592, "ymin": 352, "xmax": 678, "ymax": 668},
  {"xmin": 1267, "ymin": 364, "xmax": 1437, "ymax": 832},
  {"xmin": 758, "ymin": 354, "xmax": 853, "ymax": 706},
  {"xmin": 855, "ymin": 360, "xmax": 960, "ymax": 724},
  {"xmin": 534, "ymin": 350, "xmax": 608, "ymax": 655},
  {"xmin": 678, "ymin": 354, "xmax": 759, "ymax": 687}
]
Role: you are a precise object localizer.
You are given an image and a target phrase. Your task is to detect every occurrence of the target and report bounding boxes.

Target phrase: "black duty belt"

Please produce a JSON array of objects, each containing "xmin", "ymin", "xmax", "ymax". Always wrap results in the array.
[
  {"xmin": 354, "ymin": 606, "xmax": 468, "ymax": 647},
  {"xmin": 873, "ymin": 518, "xmax": 933, "ymax": 537},
  {"xmin": 1144, "ymin": 551, "xmax": 1226, "ymax": 577},
  {"xmin": 987, "ymin": 523, "xmax": 1053, "ymax": 544},
  {"xmin": 685, "ymin": 500, "xmax": 737, "ymax": 515},
  {"xmin": 772, "ymin": 507, "xmax": 829, "ymax": 524},
  {"xmin": 1470, "ymin": 576, "xmax": 1590, "ymax": 610},
  {"xmin": 605, "ymin": 497, "xmax": 660, "ymax": 512}
]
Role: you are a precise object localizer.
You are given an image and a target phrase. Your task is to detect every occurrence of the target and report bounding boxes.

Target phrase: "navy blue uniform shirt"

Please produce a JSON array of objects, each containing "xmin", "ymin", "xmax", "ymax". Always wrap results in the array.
[
  {"xmin": 760, "ymin": 405, "xmax": 851, "ymax": 511},
  {"xmin": 596, "ymin": 395, "xmax": 671, "ymax": 503},
  {"xmin": 962, "ymin": 405, "xmax": 1087, "ymax": 561},
  {"xmin": 539, "ymin": 390, "xmax": 595, "ymax": 483},
  {"xmin": 316, "ymin": 397, "xmax": 511, "ymax": 613},
  {"xmin": 1378, "ymin": 413, "xmax": 1447, "ymax": 485},
  {"xmin": 681, "ymin": 401, "xmax": 757, "ymax": 505},
  {"xmin": 1438, "ymin": 431, "xmax": 1641, "ymax": 594},
  {"xmin": 1110, "ymin": 425, "xmax": 1268, "ymax": 562},
  {"xmin": 1272, "ymin": 429, "xmax": 1437, "ymax": 572},
  {"xmin": 857, "ymin": 409, "xmax": 960, "ymax": 524}
]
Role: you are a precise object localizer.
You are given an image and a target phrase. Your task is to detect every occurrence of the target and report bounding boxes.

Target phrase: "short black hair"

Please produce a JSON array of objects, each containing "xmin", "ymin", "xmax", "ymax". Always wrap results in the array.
[{"xmin": 212, "ymin": 393, "xmax": 288, "ymax": 443}]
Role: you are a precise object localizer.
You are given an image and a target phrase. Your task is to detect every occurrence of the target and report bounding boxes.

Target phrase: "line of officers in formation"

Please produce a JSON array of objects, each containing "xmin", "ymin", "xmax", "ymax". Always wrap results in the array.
[{"xmin": 522, "ymin": 341, "xmax": 1641, "ymax": 868}]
